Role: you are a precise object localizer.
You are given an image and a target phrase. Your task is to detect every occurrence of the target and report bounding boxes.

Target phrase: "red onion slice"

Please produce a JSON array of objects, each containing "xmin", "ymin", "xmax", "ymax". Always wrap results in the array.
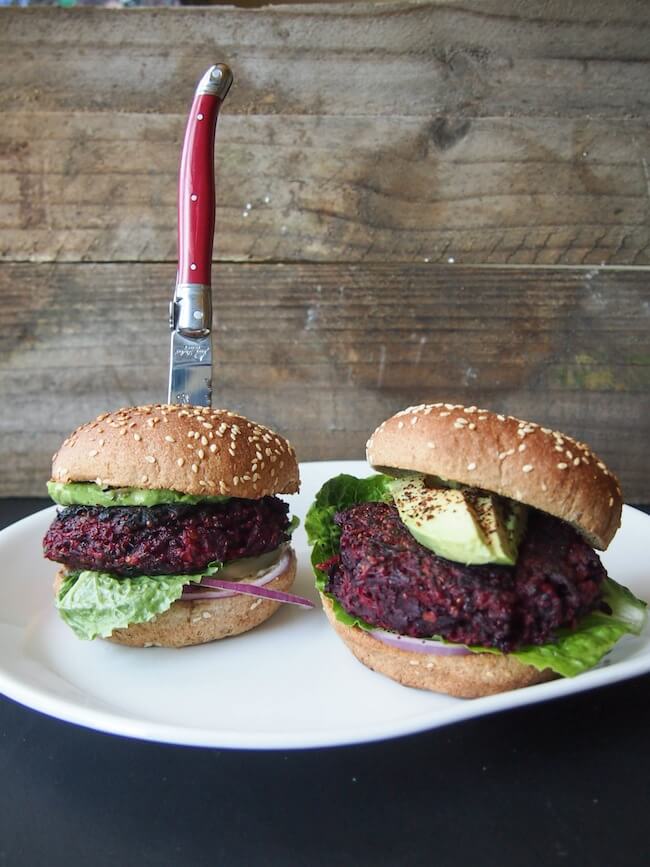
[
  {"xmin": 369, "ymin": 628, "xmax": 472, "ymax": 656},
  {"xmin": 192, "ymin": 578, "xmax": 313, "ymax": 609},
  {"xmin": 180, "ymin": 549, "xmax": 314, "ymax": 609}
]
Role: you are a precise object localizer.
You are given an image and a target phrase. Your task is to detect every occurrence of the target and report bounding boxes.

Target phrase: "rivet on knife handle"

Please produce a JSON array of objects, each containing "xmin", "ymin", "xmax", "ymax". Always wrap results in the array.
[{"xmin": 168, "ymin": 64, "xmax": 233, "ymax": 407}]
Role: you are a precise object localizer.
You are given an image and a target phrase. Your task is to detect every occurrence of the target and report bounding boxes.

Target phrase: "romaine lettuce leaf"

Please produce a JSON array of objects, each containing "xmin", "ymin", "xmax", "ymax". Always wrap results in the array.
[
  {"xmin": 56, "ymin": 562, "xmax": 222, "ymax": 641},
  {"xmin": 306, "ymin": 473, "xmax": 648, "ymax": 678},
  {"xmin": 305, "ymin": 473, "xmax": 392, "ymax": 589}
]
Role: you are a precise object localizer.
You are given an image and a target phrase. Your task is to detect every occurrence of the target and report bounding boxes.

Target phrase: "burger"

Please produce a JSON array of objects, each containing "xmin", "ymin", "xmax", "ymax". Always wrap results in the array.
[
  {"xmin": 43, "ymin": 404, "xmax": 311, "ymax": 647},
  {"xmin": 306, "ymin": 402, "xmax": 646, "ymax": 697}
]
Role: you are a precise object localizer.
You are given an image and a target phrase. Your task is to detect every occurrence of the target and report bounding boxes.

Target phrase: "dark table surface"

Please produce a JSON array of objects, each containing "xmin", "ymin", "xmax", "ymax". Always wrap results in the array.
[{"xmin": 1, "ymin": 499, "xmax": 649, "ymax": 867}]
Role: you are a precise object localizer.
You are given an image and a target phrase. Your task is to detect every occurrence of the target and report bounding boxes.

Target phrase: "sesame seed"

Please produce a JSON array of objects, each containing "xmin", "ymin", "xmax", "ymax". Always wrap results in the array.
[
  {"xmin": 608, "ymin": 496, "xmax": 614, "ymax": 507},
  {"xmin": 541, "ymin": 482, "xmax": 548, "ymax": 491},
  {"xmin": 88, "ymin": 449, "xmax": 98, "ymax": 457},
  {"xmin": 573, "ymin": 457, "xmax": 581, "ymax": 466},
  {"xmin": 557, "ymin": 463, "xmax": 568, "ymax": 470},
  {"xmin": 165, "ymin": 435, "xmax": 175, "ymax": 443},
  {"xmin": 233, "ymin": 476, "xmax": 239, "ymax": 485},
  {"xmin": 411, "ymin": 417, "xmax": 418, "ymax": 425},
  {"xmin": 134, "ymin": 433, "xmax": 141, "ymax": 442},
  {"xmin": 177, "ymin": 458, "xmax": 184, "ymax": 467},
  {"xmin": 199, "ymin": 480, "xmax": 207, "ymax": 487},
  {"xmin": 426, "ymin": 441, "xmax": 435, "ymax": 449},
  {"xmin": 209, "ymin": 444, "xmax": 217, "ymax": 453},
  {"xmin": 191, "ymin": 464, "xmax": 198, "ymax": 473},
  {"xmin": 439, "ymin": 411, "xmax": 450, "ymax": 417},
  {"xmin": 119, "ymin": 428, "xmax": 127, "ymax": 436},
  {"xmin": 197, "ymin": 449, "xmax": 205, "ymax": 459},
  {"xmin": 141, "ymin": 475, "xmax": 148, "ymax": 484},
  {"xmin": 98, "ymin": 439, "xmax": 105, "ymax": 447},
  {"xmin": 145, "ymin": 455, "xmax": 156, "ymax": 463},
  {"xmin": 518, "ymin": 443, "xmax": 527, "ymax": 452},
  {"xmin": 522, "ymin": 464, "xmax": 533, "ymax": 473},
  {"xmin": 468, "ymin": 423, "xmax": 476, "ymax": 430},
  {"xmin": 467, "ymin": 462, "xmax": 476, "ymax": 471},
  {"xmin": 397, "ymin": 421, "xmax": 404, "ymax": 429}
]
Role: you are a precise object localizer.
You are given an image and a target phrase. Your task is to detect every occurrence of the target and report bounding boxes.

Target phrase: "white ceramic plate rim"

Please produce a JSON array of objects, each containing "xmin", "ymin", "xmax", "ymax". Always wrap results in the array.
[{"xmin": 0, "ymin": 460, "xmax": 648, "ymax": 749}]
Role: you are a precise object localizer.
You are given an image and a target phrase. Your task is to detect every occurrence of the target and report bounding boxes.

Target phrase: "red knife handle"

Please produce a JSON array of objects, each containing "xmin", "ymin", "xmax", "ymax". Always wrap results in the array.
[{"xmin": 177, "ymin": 65, "xmax": 232, "ymax": 288}]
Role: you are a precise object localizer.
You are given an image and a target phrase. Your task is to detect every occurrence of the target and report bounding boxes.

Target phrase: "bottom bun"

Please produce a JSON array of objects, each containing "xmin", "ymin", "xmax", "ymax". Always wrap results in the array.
[
  {"xmin": 55, "ymin": 550, "xmax": 296, "ymax": 648},
  {"xmin": 321, "ymin": 593, "xmax": 556, "ymax": 698}
]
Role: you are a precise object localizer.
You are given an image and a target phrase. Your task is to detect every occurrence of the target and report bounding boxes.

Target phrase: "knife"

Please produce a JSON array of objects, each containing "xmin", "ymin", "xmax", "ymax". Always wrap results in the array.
[{"xmin": 168, "ymin": 64, "xmax": 233, "ymax": 406}]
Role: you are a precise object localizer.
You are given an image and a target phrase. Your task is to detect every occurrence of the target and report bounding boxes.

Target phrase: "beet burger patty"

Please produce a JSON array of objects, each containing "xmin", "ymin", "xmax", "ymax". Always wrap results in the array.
[
  {"xmin": 44, "ymin": 404, "xmax": 312, "ymax": 647},
  {"xmin": 306, "ymin": 402, "xmax": 646, "ymax": 698},
  {"xmin": 44, "ymin": 497, "xmax": 291, "ymax": 577}
]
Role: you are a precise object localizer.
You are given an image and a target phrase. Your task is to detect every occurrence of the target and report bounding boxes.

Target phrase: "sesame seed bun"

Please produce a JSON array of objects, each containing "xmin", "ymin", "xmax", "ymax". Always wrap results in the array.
[
  {"xmin": 55, "ymin": 551, "xmax": 297, "ymax": 648},
  {"xmin": 51, "ymin": 404, "xmax": 299, "ymax": 498},
  {"xmin": 366, "ymin": 402, "xmax": 622, "ymax": 550},
  {"xmin": 321, "ymin": 594, "xmax": 555, "ymax": 698}
]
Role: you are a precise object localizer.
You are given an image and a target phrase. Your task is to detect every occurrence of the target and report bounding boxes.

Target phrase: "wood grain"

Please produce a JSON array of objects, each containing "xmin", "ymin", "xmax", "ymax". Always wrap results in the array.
[
  {"xmin": 2, "ymin": 112, "xmax": 649, "ymax": 265},
  {"xmin": 1, "ymin": 262, "xmax": 647, "ymax": 499},
  {"xmin": 2, "ymin": 4, "xmax": 650, "ymax": 118},
  {"xmin": 1, "ymin": 3, "xmax": 650, "ymax": 266}
]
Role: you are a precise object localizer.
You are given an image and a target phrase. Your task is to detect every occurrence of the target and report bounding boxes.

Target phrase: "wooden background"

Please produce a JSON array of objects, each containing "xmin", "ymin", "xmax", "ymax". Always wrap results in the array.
[{"xmin": 0, "ymin": 0, "xmax": 649, "ymax": 498}]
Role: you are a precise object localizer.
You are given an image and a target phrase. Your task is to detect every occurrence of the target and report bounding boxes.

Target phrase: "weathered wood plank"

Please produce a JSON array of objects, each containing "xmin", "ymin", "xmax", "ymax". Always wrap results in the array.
[
  {"xmin": 2, "ymin": 113, "xmax": 648, "ymax": 264},
  {"xmin": 1, "ymin": 262, "xmax": 648, "ymax": 499},
  {"xmin": 2, "ymin": 3, "xmax": 650, "ymax": 118}
]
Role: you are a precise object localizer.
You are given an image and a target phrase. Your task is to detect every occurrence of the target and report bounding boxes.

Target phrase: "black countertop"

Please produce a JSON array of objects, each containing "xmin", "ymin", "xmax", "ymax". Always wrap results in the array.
[{"xmin": 2, "ymin": 499, "xmax": 649, "ymax": 867}]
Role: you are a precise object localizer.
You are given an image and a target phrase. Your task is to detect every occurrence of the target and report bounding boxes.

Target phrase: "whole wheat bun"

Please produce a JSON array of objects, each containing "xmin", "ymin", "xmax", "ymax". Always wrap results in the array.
[
  {"xmin": 367, "ymin": 402, "xmax": 622, "ymax": 550},
  {"xmin": 321, "ymin": 594, "xmax": 555, "ymax": 698},
  {"xmin": 51, "ymin": 404, "xmax": 299, "ymax": 499},
  {"xmin": 55, "ymin": 550, "xmax": 297, "ymax": 648}
]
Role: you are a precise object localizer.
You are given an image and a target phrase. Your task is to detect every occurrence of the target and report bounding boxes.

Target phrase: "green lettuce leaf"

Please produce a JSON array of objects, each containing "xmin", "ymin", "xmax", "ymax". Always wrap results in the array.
[
  {"xmin": 56, "ymin": 563, "xmax": 223, "ymax": 641},
  {"xmin": 305, "ymin": 473, "xmax": 392, "ymax": 590},
  {"xmin": 306, "ymin": 473, "xmax": 648, "ymax": 678},
  {"xmin": 471, "ymin": 578, "xmax": 647, "ymax": 677}
]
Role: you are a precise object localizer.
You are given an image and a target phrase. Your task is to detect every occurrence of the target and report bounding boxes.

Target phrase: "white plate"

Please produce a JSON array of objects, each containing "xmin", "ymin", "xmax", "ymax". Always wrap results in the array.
[{"xmin": 0, "ymin": 460, "xmax": 648, "ymax": 749}]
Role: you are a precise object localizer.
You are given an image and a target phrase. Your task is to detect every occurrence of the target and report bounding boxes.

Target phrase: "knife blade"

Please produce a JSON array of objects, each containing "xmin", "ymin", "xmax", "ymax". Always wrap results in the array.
[{"xmin": 168, "ymin": 64, "xmax": 233, "ymax": 406}]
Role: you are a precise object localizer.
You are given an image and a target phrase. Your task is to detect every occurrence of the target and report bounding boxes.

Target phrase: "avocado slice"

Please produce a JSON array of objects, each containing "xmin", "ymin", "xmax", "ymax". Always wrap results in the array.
[
  {"xmin": 47, "ymin": 481, "xmax": 229, "ymax": 508},
  {"xmin": 388, "ymin": 474, "xmax": 527, "ymax": 566}
]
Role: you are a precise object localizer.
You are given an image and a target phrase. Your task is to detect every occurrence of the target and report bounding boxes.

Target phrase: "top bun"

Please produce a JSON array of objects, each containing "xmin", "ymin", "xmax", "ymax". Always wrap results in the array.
[
  {"xmin": 366, "ymin": 402, "xmax": 622, "ymax": 550},
  {"xmin": 51, "ymin": 404, "xmax": 299, "ymax": 499}
]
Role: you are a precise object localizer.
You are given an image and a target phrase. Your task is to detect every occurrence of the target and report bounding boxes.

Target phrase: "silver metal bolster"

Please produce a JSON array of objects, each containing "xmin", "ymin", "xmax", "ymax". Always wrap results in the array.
[
  {"xmin": 196, "ymin": 64, "xmax": 233, "ymax": 99},
  {"xmin": 170, "ymin": 282, "xmax": 212, "ymax": 338}
]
